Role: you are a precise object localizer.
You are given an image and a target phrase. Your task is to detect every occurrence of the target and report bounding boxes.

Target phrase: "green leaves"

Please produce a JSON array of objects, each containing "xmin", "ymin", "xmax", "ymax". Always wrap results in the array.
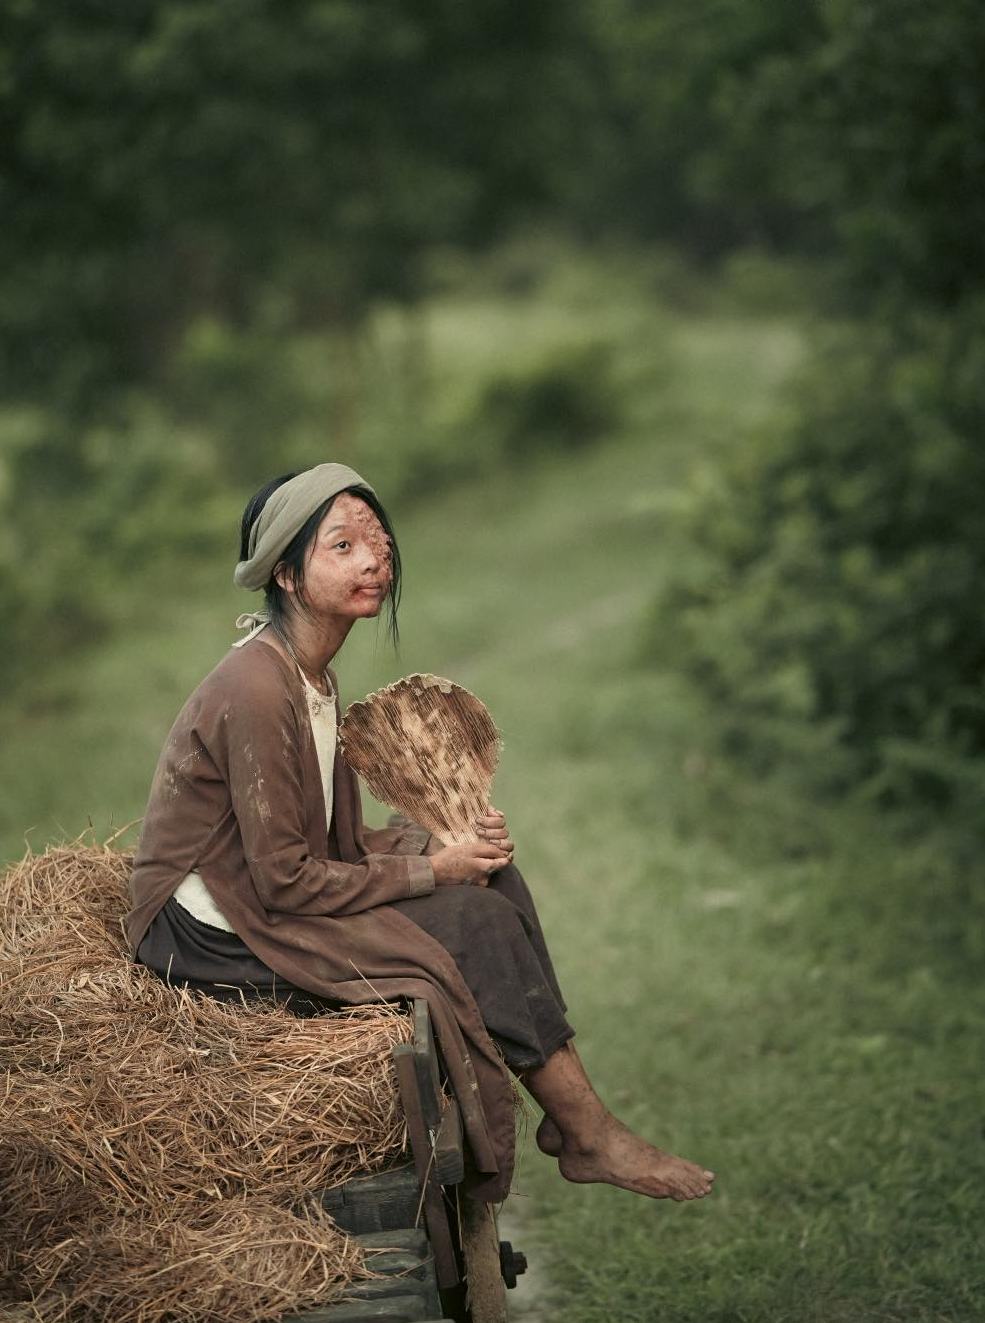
[
  {"xmin": 649, "ymin": 302, "xmax": 985, "ymax": 805},
  {"xmin": 0, "ymin": 0, "xmax": 596, "ymax": 410}
]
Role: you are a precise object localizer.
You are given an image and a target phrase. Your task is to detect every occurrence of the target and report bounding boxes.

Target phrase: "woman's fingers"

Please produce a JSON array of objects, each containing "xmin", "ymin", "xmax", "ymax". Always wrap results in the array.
[
  {"xmin": 468, "ymin": 842, "xmax": 508, "ymax": 886},
  {"xmin": 462, "ymin": 842, "xmax": 508, "ymax": 867},
  {"xmin": 474, "ymin": 816, "xmax": 514, "ymax": 868},
  {"xmin": 431, "ymin": 840, "xmax": 508, "ymax": 886},
  {"xmin": 477, "ymin": 809, "xmax": 510, "ymax": 853}
]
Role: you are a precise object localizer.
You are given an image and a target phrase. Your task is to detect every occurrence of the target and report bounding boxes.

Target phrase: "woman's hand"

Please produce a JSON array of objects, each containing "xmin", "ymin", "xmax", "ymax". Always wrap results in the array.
[
  {"xmin": 476, "ymin": 805, "xmax": 514, "ymax": 864},
  {"xmin": 430, "ymin": 841, "xmax": 510, "ymax": 887}
]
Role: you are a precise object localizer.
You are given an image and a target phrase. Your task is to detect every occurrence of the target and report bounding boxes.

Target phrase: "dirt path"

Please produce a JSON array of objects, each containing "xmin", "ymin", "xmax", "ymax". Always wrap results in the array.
[{"xmin": 498, "ymin": 1192, "xmax": 553, "ymax": 1321}]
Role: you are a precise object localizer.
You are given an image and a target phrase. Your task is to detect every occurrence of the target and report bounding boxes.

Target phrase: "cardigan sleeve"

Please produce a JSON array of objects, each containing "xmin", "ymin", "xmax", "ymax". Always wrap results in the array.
[
  {"xmin": 362, "ymin": 819, "xmax": 433, "ymax": 858},
  {"xmin": 217, "ymin": 668, "xmax": 434, "ymax": 916}
]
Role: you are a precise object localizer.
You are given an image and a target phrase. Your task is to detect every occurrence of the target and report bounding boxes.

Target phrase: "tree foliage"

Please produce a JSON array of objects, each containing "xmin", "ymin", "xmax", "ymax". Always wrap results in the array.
[
  {"xmin": 646, "ymin": 0, "xmax": 985, "ymax": 802},
  {"xmin": 568, "ymin": 0, "xmax": 824, "ymax": 256},
  {"xmin": 0, "ymin": 0, "xmax": 602, "ymax": 692},
  {"xmin": 0, "ymin": 0, "xmax": 595, "ymax": 410},
  {"xmin": 651, "ymin": 305, "xmax": 985, "ymax": 797}
]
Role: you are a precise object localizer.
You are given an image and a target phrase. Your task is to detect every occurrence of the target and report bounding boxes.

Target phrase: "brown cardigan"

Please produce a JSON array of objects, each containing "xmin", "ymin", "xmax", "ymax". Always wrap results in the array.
[{"xmin": 126, "ymin": 636, "xmax": 515, "ymax": 1202}]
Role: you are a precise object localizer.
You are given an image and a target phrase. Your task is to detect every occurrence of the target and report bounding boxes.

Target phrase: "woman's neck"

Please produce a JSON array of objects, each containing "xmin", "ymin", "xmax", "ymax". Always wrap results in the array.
[{"xmin": 267, "ymin": 613, "xmax": 353, "ymax": 692}]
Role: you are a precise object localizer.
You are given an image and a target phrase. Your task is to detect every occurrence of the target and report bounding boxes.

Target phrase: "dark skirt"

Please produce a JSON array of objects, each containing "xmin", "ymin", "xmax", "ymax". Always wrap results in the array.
[{"xmin": 136, "ymin": 863, "xmax": 573, "ymax": 1073}]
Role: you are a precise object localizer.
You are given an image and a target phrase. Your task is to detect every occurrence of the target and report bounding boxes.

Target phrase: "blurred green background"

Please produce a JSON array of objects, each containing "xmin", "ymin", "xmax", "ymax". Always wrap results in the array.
[{"xmin": 2, "ymin": 3, "xmax": 984, "ymax": 1319}]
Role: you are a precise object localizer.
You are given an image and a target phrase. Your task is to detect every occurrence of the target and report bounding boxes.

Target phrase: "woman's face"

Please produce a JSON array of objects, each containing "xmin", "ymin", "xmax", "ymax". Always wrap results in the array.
[{"xmin": 281, "ymin": 492, "xmax": 393, "ymax": 622}]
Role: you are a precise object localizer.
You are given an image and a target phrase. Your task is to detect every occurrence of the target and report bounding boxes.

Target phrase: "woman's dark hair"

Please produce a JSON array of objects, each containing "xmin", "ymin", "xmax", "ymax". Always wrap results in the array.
[{"xmin": 239, "ymin": 473, "xmax": 402, "ymax": 648}]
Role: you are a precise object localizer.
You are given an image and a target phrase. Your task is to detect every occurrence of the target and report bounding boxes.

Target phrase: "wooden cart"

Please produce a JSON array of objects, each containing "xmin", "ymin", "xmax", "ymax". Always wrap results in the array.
[{"xmin": 285, "ymin": 999, "xmax": 526, "ymax": 1323}]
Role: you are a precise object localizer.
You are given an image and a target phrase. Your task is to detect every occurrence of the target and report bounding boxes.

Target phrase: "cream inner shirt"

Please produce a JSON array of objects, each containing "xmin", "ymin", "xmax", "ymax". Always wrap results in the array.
[{"xmin": 173, "ymin": 665, "xmax": 337, "ymax": 931}]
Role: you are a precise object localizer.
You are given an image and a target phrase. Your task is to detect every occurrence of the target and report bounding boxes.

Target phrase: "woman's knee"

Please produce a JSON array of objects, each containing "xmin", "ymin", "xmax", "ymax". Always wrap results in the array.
[
  {"xmin": 443, "ymin": 882, "xmax": 522, "ymax": 937},
  {"xmin": 472, "ymin": 883, "xmax": 518, "ymax": 913},
  {"xmin": 487, "ymin": 861, "xmax": 538, "ymax": 916}
]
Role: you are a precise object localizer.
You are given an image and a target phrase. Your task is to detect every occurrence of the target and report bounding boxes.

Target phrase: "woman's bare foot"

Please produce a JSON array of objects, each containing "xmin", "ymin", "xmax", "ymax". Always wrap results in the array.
[
  {"xmin": 522, "ymin": 1043, "xmax": 714, "ymax": 1202},
  {"xmin": 557, "ymin": 1115, "xmax": 715, "ymax": 1202}
]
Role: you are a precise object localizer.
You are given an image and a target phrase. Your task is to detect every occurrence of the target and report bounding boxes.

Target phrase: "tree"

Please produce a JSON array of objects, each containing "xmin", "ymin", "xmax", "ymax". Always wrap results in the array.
[{"xmin": 0, "ymin": 0, "xmax": 597, "ymax": 412}]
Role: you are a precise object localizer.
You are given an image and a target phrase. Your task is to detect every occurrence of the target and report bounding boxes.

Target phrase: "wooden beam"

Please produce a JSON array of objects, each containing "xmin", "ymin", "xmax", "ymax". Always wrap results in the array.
[{"xmin": 393, "ymin": 1044, "xmax": 460, "ymax": 1292}]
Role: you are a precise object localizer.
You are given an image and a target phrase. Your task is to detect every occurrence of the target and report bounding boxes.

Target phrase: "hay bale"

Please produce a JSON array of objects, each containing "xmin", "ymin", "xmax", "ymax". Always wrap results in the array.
[
  {"xmin": 0, "ymin": 842, "xmax": 412, "ymax": 1322},
  {"xmin": 23, "ymin": 1198, "xmax": 365, "ymax": 1323}
]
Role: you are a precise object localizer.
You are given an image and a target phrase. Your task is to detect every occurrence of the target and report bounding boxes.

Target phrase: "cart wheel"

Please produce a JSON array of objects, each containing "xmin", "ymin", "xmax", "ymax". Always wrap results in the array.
[{"xmin": 460, "ymin": 1199, "xmax": 509, "ymax": 1323}]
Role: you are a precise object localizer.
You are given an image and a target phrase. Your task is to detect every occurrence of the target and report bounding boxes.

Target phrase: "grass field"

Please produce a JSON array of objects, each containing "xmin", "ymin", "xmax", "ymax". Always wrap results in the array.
[{"xmin": 1, "ymin": 263, "xmax": 981, "ymax": 1321}]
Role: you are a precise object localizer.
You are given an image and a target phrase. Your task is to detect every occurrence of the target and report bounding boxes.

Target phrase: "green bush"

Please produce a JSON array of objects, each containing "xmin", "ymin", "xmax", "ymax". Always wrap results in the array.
[
  {"xmin": 473, "ymin": 341, "xmax": 619, "ymax": 460},
  {"xmin": 0, "ymin": 402, "xmax": 227, "ymax": 697},
  {"xmin": 646, "ymin": 299, "xmax": 985, "ymax": 807}
]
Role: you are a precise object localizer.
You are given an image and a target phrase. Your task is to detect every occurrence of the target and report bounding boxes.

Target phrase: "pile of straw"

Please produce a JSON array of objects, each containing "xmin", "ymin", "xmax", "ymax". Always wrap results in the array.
[{"xmin": 0, "ymin": 843, "xmax": 412, "ymax": 1323}]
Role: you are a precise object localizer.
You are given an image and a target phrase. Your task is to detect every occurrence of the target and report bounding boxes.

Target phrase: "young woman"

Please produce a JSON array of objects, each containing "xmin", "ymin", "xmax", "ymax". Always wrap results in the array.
[{"xmin": 126, "ymin": 462, "xmax": 714, "ymax": 1204}]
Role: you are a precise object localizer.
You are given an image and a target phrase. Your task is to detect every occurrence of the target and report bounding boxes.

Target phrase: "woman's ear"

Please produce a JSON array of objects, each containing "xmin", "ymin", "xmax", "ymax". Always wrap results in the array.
[{"xmin": 273, "ymin": 561, "xmax": 295, "ymax": 595}]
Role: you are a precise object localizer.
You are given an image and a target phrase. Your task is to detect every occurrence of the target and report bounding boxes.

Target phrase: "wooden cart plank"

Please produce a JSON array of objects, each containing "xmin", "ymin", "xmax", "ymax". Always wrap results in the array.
[
  {"xmin": 433, "ymin": 1098, "xmax": 464, "ymax": 1187},
  {"xmin": 282, "ymin": 1296, "xmax": 435, "ymax": 1321},
  {"xmin": 393, "ymin": 1044, "xmax": 460, "ymax": 1291},
  {"xmin": 318, "ymin": 1163, "xmax": 421, "ymax": 1235}
]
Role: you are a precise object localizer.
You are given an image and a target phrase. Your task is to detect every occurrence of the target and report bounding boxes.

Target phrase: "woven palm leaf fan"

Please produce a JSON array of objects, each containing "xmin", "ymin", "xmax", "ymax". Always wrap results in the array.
[{"xmin": 339, "ymin": 674, "xmax": 501, "ymax": 846}]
